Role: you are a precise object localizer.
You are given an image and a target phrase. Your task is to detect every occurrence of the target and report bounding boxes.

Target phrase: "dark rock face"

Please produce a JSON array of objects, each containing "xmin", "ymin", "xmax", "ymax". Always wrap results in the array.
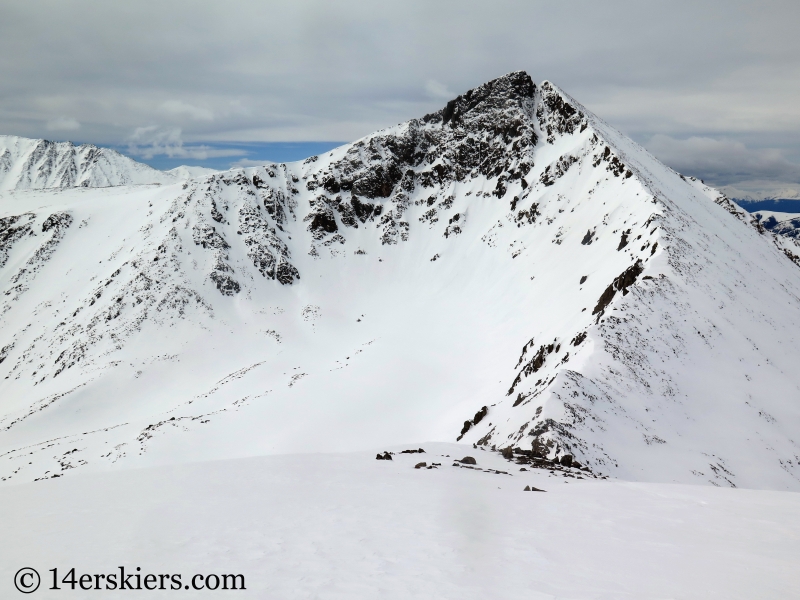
[
  {"xmin": 262, "ymin": 188, "xmax": 288, "ymax": 226},
  {"xmin": 239, "ymin": 202, "xmax": 299, "ymax": 285},
  {"xmin": 593, "ymin": 260, "xmax": 644, "ymax": 316},
  {"xmin": 571, "ymin": 331, "xmax": 587, "ymax": 346},
  {"xmin": 532, "ymin": 437, "xmax": 548, "ymax": 458},
  {"xmin": 560, "ymin": 454, "xmax": 573, "ymax": 467},
  {"xmin": 192, "ymin": 224, "xmax": 229, "ymax": 250},
  {"xmin": 302, "ymin": 71, "xmax": 541, "ymax": 226},
  {"xmin": 0, "ymin": 213, "xmax": 35, "ymax": 268},
  {"xmin": 540, "ymin": 155, "xmax": 577, "ymax": 187},
  {"xmin": 509, "ymin": 342, "xmax": 558, "ymax": 394},
  {"xmin": 538, "ymin": 82, "xmax": 586, "ymax": 143},
  {"xmin": 245, "ymin": 240, "xmax": 276, "ymax": 278},
  {"xmin": 472, "ymin": 406, "xmax": 488, "ymax": 425},
  {"xmin": 276, "ymin": 262, "xmax": 300, "ymax": 285},
  {"xmin": 617, "ymin": 229, "xmax": 630, "ymax": 251},
  {"xmin": 42, "ymin": 212, "xmax": 73, "ymax": 233},
  {"xmin": 352, "ymin": 164, "xmax": 403, "ymax": 199},
  {"xmin": 435, "ymin": 70, "xmax": 535, "ymax": 128},
  {"xmin": 306, "ymin": 199, "xmax": 338, "ymax": 237},
  {"xmin": 210, "ymin": 269, "xmax": 240, "ymax": 296},
  {"xmin": 0, "ymin": 342, "xmax": 14, "ymax": 365},
  {"xmin": 457, "ymin": 405, "xmax": 489, "ymax": 440},
  {"xmin": 351, "ymin": 196, "xmax": 381, "ymax": 222}
]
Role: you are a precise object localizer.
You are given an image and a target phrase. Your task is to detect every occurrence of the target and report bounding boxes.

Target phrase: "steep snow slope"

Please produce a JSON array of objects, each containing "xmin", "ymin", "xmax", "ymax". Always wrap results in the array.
[
  {"xmin": 1, "ymin": 72, "xmax": 799, "ymax": 489},
  {"xmin": 0, "ymin": 135, "xmax": 214, "ymax": 190},
  {"xmin": 706, "ymin": 200, "xmax": 800, "ymax": 269}
]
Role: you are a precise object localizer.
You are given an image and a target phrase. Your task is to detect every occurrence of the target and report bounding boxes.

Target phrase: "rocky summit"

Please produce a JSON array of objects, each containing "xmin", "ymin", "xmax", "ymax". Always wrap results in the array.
[{"xmin": 1, "ymin": 72, "xmax": 799, "ymax": 489}]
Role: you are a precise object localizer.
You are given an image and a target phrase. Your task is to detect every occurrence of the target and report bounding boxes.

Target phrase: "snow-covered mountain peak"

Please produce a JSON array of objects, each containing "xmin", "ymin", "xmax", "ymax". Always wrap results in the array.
[{"xmin": 1, "ymin": 73, "xmax": 799, "ymax": 490}]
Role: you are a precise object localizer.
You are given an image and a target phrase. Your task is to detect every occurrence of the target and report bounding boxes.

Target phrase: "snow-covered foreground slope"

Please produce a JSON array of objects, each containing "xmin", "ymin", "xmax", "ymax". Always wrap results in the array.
[
  {"xmin": 1, "ymin": 72, "xmax": 799, "ymax": 490},
  {"xmin": 0, "ymin": 135, "xmax": 215, "ymax": 190},
  {"xmin": 1, "ymin": 445, "xmax": 798, "ymax": 599}
]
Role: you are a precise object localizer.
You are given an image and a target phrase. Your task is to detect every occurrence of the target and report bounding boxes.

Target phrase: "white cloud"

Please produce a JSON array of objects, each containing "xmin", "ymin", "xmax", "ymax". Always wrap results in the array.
[
  {"xmin": 126, "ymin": 126, "xmax": 244, "ymax": 160},
  {"xmin": 46, "ymin": 116, "xmax": 81, "ymax": 131},
  {"xmin": 159, "ymin": 100, "xmax": 214, "ymax": 121},
  {"xmin": 3, "ymin": 1, "xmax": 800, "ymax": 198},
  {"xmin": 230, "ymin": 158, "xmax": 269, "ymax": 168},
  {"xmin": 645, "ymin": 135, "xmax": 800, "ymax": 186},
  {"xmin": 425, "ymin": 79, "xmax": 455, "ymax": 101},
  {"xmin": 717, "ymin": 181, "xmax": 800, "ymax": 201}
]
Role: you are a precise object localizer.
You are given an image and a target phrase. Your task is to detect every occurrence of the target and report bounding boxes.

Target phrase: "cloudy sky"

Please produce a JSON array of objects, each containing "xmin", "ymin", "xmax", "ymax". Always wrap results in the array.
[{"xmin": 1, "ymin": 0, "xmax": 798, "ymax": 197}]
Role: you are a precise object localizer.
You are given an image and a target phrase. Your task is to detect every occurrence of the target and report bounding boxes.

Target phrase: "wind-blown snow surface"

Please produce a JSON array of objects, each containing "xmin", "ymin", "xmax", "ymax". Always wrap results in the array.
[
  {"xmin": 0, "ymin": 135, "xmax": 214, "ymax": 190},
  {"xmin": 2, "ymin": 445, "xmax": 799, "ymax": 599},
  {"xmin": 1, "ymin": 73, "xmax": 799, "ymax": 490}
]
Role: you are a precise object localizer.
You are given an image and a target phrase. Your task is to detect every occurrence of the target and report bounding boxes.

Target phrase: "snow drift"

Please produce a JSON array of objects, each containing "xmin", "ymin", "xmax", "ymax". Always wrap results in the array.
[{"xmin": 1, "ymin": 72, "xmax": 799, "ymax": 490}]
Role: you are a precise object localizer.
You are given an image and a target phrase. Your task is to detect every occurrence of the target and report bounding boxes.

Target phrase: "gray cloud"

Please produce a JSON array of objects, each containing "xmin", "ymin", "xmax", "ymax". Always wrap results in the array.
[
  {"xmin": 126, "ymin": 126, "xmax": 245, "ymax": 160},
  {"xmin": 46, "ymin": 116, "xmax": 80, "ymax": 131},
  {"xmin": 644, "ymin": 135, "xmax": 800, "ymax": 185},
  {"xmin": 0, "ymin": 0, "xmax": 798, "ymax": 192},
  {"xmin": 425, "ymin": 80, "xmax": 455, "ymax": 101}
]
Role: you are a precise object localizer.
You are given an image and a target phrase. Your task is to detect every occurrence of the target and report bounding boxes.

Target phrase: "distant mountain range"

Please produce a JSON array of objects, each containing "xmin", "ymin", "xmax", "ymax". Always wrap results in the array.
[
  {"xmin": 0, "ymin": 135, "xmax": 215, "ymax": 191},
  {"xmin": 733, "ymin": 198, "xmax": 800, "ymax": 213}
]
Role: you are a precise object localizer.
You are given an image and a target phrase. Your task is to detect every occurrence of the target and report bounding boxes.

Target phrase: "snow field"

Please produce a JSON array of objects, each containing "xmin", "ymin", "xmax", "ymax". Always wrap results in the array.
[{"xmin": 1, "ymin": 443, "xmax": 798, "ymax": 599}]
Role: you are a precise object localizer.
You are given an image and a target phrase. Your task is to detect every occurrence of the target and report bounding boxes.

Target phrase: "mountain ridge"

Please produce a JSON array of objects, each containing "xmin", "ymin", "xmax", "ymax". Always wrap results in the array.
[
  {"xmin": 0, "ymin": 134, "xmax": 215, "ymax": 191},
  {"xmin": 1, "ymin": 72, "xmax": 799, "ymax": 490}
]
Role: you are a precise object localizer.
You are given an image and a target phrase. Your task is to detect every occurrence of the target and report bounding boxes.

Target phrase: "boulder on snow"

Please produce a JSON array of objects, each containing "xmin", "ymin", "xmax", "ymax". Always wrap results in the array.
[
  {"xmin": 459, "ymin": 456, "xmax": 477, "ymax": 465},
  {"xmin": 414, "ymin": 462, "xmax": 427, "ymax": 469}
]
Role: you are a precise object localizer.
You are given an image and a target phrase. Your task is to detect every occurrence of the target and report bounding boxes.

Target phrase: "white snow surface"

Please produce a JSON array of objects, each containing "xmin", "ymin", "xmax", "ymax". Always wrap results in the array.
[
  {"xmin": 1, "ymin": 445, "xmax": 798, "ymax": 599},
  {"xmin": 0, "ymin": 135, "xmax": 215, "ymax": 190},
  {"xmin": 1, "ymin": 72, "xmax": 800, "ymax": 491},
  {"xmin": 165, "ymin": 165, "xmax": 219, "ymax": 180}
]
